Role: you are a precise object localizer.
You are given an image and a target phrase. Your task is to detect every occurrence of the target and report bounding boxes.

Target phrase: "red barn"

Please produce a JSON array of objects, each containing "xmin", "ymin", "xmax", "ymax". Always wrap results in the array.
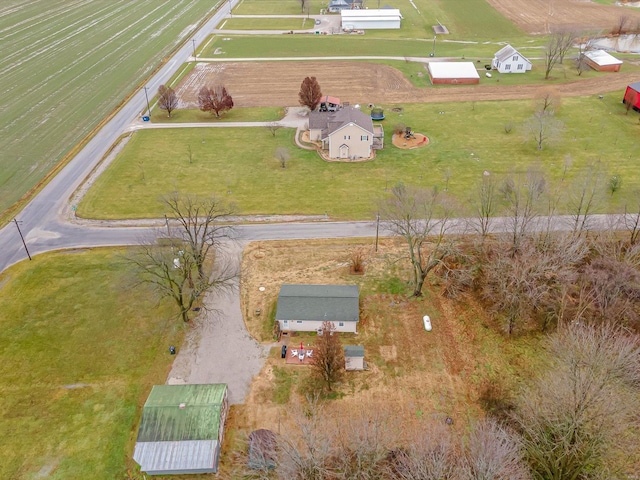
[{"xmin": 623, "ymin": 81, "xmax": 640, "ymax": 112}]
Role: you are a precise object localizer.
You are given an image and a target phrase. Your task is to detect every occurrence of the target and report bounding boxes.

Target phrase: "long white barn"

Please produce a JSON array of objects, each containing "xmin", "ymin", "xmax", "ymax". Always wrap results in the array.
[{"xmin": 341, "ymin": 9, "xmax": 402, "ymax": 30}]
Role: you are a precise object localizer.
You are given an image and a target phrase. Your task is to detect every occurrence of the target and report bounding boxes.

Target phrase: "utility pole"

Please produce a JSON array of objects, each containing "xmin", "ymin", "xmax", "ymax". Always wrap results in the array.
[
  {"xmin": 13, "ymin": 218, "xmax": 31, "ymax": 261},
  {"xmin": 431, "ymin": 35, "xmax": 437, "ymax": 57},
  {"xmin": 191, "ymin": 39, "xmax": 196, "ymax": 59},
  {"xmin": 375, "ymin": 212, "xmax": 380, "ymax": 252},
  {"xmin": 143, "ymin": 86, "xmax": 151, "ymax": 117}
]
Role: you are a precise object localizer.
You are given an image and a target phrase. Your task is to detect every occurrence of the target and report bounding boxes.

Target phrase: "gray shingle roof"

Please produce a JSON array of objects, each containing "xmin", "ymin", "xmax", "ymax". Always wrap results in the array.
[
  {"xmin": 308, "ymin": 106, "xmax": 373, "ymax": 139},
  {"xmin": 494, "ymin": 44, "xmax": 530, "ymax": 64},
  {"xmin": 344, "ymin": 345, "xmax": 365, "ymax": 357},
  {"xmin": 276, "ymin": 284, "xmax": 360, "ymax": 322}
]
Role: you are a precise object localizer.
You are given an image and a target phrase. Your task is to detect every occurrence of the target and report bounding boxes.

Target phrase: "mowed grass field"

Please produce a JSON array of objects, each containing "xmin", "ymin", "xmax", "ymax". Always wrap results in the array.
[
  {"xmin": 79, "ymin": 92, "xmax": 640, "ymax": 220},
  {"xmin": 0, "ymin": 249, "xmax": 180, "ymax": 480},
  {"xmin": 0, "ymin": 0, "xmax": 220, "ymax": 217},
  {"xmin": 232, "ymin": 0, "xmax": 522, "ymax": 39},
  {"xmin": 202, "ymin": 34, "xmax": 541, "ymax": 58}
]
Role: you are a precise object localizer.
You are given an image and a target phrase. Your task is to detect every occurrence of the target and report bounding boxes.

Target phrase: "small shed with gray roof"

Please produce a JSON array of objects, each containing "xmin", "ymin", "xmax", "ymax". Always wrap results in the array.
[
  {"xmin": 133, "ymin": 384, "xmax": 229, "ymax": 475},
  {"xmin": 276, "ymin": 284, "xmax": 360, "ymax": 333},
  {"xmin": 344, "ymin": 344, "xmax": 365, "ymax": 370}
]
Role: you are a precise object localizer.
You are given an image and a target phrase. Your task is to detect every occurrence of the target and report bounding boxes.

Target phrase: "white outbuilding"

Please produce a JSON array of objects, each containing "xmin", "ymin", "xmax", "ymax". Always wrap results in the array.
[
  {"xmin": 341, "ymin": 9, "xmax": 402, "ymax": 30},
  {"xmin": 427, "ymin": 62, "xmax": 480, "ymax": 84}
]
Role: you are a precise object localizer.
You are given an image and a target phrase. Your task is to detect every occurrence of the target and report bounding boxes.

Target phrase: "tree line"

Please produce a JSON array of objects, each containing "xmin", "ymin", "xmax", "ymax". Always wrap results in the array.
[
  {"xmin": 152, "ymin": 83, "xmax": 235, "ymax": 118},
  {"xmin": 239, "ymin": 323, "xmax": 640, "ymax": 479}
]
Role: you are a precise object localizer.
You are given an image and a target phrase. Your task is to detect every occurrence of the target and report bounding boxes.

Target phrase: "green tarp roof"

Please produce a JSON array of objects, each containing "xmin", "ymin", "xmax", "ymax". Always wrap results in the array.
[
  {"xmin": 136, "ymin": 384, "xmax": 227, "ymax": 443},
  {"xmin": 276, "ymin": 284, "xmax": 359, "ymax": 322}
]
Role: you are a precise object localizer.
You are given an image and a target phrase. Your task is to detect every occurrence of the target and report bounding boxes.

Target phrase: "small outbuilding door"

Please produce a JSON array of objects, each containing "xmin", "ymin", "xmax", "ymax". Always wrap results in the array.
[{"xmin": 339, "ymin": 144, "xmax": 349, "ymax": 159}]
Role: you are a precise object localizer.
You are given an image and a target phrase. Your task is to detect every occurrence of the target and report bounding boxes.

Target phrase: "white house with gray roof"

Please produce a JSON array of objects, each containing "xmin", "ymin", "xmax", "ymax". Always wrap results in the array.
[
  {"xmin": 492, "ymin": 44, "xmax": 531, "ymax": 73},
  {"xmin": 308, "ymin": 105, "xmax": 383, "ymax": 160},
  {"xmin": 276, "ymin": 284, "xmax": 360, "ymax": 333}
]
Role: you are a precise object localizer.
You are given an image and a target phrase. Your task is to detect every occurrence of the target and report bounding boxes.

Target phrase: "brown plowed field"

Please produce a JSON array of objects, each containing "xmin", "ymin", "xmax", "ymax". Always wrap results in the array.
[
  {"xmin": 487, "ymin": 0, "xmax": 640, "ymax": 34},
  {"xmin": 178, "ymin": 61, "xmax": 637, "ymax": 108}
]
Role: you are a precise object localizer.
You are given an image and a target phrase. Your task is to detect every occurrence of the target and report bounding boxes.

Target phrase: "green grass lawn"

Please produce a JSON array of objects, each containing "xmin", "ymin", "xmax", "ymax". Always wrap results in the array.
[
  {"xmin": 150, "ymin": 106, "xmax": 284, "ymax": 123},
  {"xmin": 79, "ymin": 91, "xmax": 640, "ymax": 220},
  {"xmin": 0, "ymin": 0, "xmax": 221, "ymax": 217},
  {"xmin": 232, "ymin": 0, "xmax": 523, "ymax": 39},
  {"xmin": 0, "ymin": 249, "xmax": 181, "ymax": 480},
  {"xmin": 220, "ymin": 17, "xmax": 315, "ymax": 30},
  {"xmin": 201, "ymin": 34, "xmax": 544, "ymax": 58}
]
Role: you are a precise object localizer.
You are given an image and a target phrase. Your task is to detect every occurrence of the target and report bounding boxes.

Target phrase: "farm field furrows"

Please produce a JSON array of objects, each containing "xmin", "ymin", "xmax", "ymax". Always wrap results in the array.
[
  {"xmin": 176, "ymin": 61, "xmax": 640, "ymax": 107},
  {"xmin": 0, "ymin": 0, "xmax": 217, "ymax": 217},
  {"xmin": 485, "ymin": 0, "xmax": 640, "ymax": 33}
]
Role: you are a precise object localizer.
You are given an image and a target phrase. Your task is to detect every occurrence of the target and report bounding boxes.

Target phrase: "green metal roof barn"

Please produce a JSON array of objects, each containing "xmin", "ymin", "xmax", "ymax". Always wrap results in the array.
[{"xmin": 133, "ymin": 384, "xmax": 228, "ymax": 475}]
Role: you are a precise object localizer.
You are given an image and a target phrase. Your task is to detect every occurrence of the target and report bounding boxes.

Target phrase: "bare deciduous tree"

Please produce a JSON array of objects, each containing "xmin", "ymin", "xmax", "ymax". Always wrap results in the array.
[
  {"xmin": 333, "ymin": 408, "xmax": 400, "ymax": 480},
  {"xmin": 575, "ymin": 34, "xmax": 598, "ymax": 76},
  {"xmin": 266, "ymin": 121, "xmax": 282, "ymax": 137},
  {"xmin": 500, "ymin": 170, "xmax": 545, "ymax": 255},
  {"xmin": 197, "ymin": 85, "xmax": 234, "ymax": 117},
  {"xmin": 482, "ymin": 235, "xmax": 586, "ymax": 334},
  {"xmin": 380, "ymin": 184, "xmax": 457, "ymax": 297},
  {"xmin": 163, "ymin": 192, "xmax": 236, "ymax": 280},
  {"xmin": 623, "ymin": 190, "xmax": 640, "ymax": 245},
  {"xmin": 275, "ymin": 146, "xmax": 290, "ymax": 169},
  {"xmin": 311, "ymin": 321, "xmax": 345, "ymax": 392},
  {"xmin": 612, "ymin": 14, "xmax": 630, "ymax": 35},
  {"xmin": 277, "ymin": 396, "xmax": 336, "ymax": 480},
  {"xmin": 129, "ymin": 192, "xmax": 238, "ymax": 322},
  {"xmin": 513, "ymin": 323, "xmax": 640, "ymax": 479},
  {"xmin": 523, "ymin": 108, "xmax": 564, "ymax": 150},
  {"xmin": 544, "ymin": 29, "xmax": 576, "ymax": 79},
  {"xmin": 157, "ymin": 85, "xmax": 178, "ymax": 117},
  {"xmin": 460, "ymin": 418, "xmax": 530, "ymax": 480},
  {"xmin": 298, "ymin": 76, "xmax": 322, "ymax": 111},
  {"xmin": 130, "ymin": 237, "xmax": 237, "ymax": 323},
  {"xmin": 473, "ymin": 174, "xmax": 498, "ymax": 241},
  {"xmin": 566, "ymin": 164, "xmax": 604, "ymax": 236}
]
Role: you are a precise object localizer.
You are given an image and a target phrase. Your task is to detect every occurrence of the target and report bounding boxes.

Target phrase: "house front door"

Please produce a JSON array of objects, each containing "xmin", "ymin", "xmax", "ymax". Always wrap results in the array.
[{"xmin": 339, "ymin": 144, "xmax": 349, "ymax": 159}]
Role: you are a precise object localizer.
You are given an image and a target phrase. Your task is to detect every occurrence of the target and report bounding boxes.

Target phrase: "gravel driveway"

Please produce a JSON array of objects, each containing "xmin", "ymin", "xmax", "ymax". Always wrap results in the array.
[{"xmin": 166, "ymin": 242, "xmax": 270, "ymax": 404}]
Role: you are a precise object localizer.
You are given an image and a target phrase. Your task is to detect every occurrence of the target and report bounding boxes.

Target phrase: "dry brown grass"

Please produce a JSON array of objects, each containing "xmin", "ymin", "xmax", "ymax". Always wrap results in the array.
[{"xmin": 222, "ymin": 238, "xmax": 544, "ymax": 473}]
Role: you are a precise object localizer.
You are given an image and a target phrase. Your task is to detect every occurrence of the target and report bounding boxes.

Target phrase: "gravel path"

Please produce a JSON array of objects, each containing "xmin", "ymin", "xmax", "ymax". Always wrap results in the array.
[{"xmin": 166, "ymin": 242, "xmax": 271, "ymax": 405}]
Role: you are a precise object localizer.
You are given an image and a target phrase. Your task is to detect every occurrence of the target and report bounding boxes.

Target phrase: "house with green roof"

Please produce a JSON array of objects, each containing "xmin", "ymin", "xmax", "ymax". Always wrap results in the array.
[
  {"xmin": 276, "ymin": 284, "xmax": 360, "ymax": 333},
  {"xmin": 133, "ymin": 384, "xmax": 228, "ymax": 475}
]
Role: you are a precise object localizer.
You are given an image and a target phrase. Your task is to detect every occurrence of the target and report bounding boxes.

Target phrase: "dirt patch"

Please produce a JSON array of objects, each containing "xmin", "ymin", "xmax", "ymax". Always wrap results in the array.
[
  {"xmin": 176, "ymin": 61, "xmax": 640, "ymax": 107},
  {"xmin": 392, "ymin": 133, "xmax": 429, "ymax": 149},
  {"xmin": 379, "ymin": 345, "xmax": 397, "ymax": 361},
  {"xmin": 486, "ymin": 0, "xmax": 640, "ymax": 34}
]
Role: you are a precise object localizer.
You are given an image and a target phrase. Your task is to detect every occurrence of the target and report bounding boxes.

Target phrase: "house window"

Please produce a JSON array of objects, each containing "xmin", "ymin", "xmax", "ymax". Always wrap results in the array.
[
  {"xmin": 361, "ymin": 135, "xmax": 368, "ymax": 141},
  {"xmin": 505, "ymin": 64, "xmax": 511, "ymax": 71},
  {"xmin": 296, "ymin": 320, "xmax": 302, "ymax": 324},
  {"xmin": 517, "ymin": 64, "xmax": 523, "ymax": 70},
  {"xmin": 344, "ymin": 135, "xmax": 350, "ymax": 140},
  {"xmin": 512, "ymin": 55, "xmax": 518, "ymax": 61},
  {"xmin": 339, "ymin": 322, "xmax": 344, "ymax": 327}
]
